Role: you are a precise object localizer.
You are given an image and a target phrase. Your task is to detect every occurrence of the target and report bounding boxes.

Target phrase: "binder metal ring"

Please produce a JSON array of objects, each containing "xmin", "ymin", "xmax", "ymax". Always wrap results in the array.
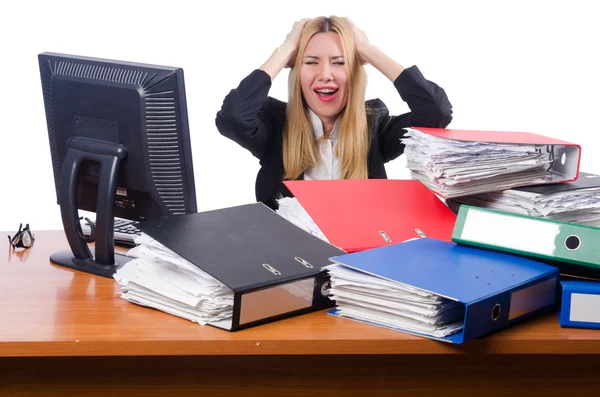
[
  {"xmin": 320, "ymin": 280, "xmax": 331, "ymax": 297},
  {"xmin": 295, "ymin": 257, "xmax": 313, "ymax": 268},
  {"xmin": 262, "ymin": 263, "xmax": 281, "ymax": 276},
  {"xmin": 379, "ymin": 230, "xmax": 391, "ymax": 243}
]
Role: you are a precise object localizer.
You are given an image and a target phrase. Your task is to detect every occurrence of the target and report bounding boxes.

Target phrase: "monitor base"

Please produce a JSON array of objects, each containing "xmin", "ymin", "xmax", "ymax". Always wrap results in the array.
[
  {"xmin": 53, "ymin": 137, "xmax": 129, "ymax": 277},
  {"xmin": 50, "ymin": 249, "xmax": 131, "ymax": 278}
]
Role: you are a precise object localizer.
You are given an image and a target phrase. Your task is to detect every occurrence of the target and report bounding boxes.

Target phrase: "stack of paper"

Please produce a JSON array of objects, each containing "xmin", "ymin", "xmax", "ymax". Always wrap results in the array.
[
  {"xmin": 401, "ymin": 128, "xmax": 554, "ymax": 197},
  {"xmin": 114, "ymin": 233, "xmax": 234, "ymax": 325},
  {"xmin": 275, "ymin": 197, "xmax": 329, "ymax": 243},
  {"xmin": 448, "ymin": 172, "xmax": 600, "ymax": 226},
  {"xmin": 448, "ymin": 188, "xmax": 600, "ymax": 226},
  {"xmin": 325, "ymin": 264, "xmax": 464, "ymax": 338}
]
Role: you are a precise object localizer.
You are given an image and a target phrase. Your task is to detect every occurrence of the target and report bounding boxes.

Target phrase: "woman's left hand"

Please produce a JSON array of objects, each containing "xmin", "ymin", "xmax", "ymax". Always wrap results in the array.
[
  {"xmin": 343, "ymin": 17, "xmax": 406, "ymax": 82},
  {"xmin": 343, "ymin": 17, "xmax": 371, "ymax": 64}
]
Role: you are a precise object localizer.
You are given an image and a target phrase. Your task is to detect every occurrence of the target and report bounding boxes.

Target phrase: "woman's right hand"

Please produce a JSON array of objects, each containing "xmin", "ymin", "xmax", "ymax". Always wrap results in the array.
[
  {"xmin": 260, "ymin": 18, "xmax": 311, "ymax": 80},
  {"xmin": 281, "ymin": 18, "xmax": 311, "ymax": 68}
]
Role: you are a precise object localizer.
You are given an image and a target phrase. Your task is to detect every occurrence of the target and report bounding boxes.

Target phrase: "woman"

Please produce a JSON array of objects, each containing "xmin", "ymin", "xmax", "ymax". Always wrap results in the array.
[{"xmin": 216, "ymin": 16, "xmax": 452, "ymax": 210}]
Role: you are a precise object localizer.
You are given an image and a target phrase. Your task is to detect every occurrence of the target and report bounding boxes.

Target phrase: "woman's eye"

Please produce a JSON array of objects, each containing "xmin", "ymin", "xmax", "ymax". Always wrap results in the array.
[
  {"xmin": 304, "ymin": 61, "xmax": 317, "ymax": 65},
  {"xmin": 333, "ymin": 62, "xmax": 345, "ymax": 65}
]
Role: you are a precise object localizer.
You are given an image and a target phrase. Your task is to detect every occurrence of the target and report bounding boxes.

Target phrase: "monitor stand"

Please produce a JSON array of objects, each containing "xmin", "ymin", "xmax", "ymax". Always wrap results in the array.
[{"xmin": 50, "ymin": 136, "xmax": 133, "ymax": 278}]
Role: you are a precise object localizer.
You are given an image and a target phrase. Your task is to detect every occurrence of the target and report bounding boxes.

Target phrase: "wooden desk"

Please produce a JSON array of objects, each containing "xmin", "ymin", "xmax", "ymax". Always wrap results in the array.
[{"xmin": 1, "ymin": 231, "xmax": 600, "ymax": 396}]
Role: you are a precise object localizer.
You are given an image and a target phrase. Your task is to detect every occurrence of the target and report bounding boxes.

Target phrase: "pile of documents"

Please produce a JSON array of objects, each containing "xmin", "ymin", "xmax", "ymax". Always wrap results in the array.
[
  {"xmin": 401, "ymin": 127, "xmax": 554, "ymax": 198},
  {"xmin": 114, "ymin": 233, "xmax": 234, "ymax": 326},
  {"xmin": 448, "ymin": 172, "xmax": 600, "ymax": 226},
  {"xmin": 275, "ymin": 197, "xmax": 329, "ymax": 243},
  {"xmin": 112, "ymin": 203, "xmax": 344, "ymax": 331},
  {"xmin": 324, "ymin": 263, "xmax": 464, "ymax": 338},
  {"xmin": 449, "ymin": 190, "xmax": 600, "ymax": 226}
]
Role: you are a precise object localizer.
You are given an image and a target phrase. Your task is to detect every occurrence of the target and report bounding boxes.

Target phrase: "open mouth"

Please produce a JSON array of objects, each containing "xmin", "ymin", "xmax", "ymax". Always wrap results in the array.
[{"xmin": 314, "ymin": 87, "xmax": 339, "ymax": 102}]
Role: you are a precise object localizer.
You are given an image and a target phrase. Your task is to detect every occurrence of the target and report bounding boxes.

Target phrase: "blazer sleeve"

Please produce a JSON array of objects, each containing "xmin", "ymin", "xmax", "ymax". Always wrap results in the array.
[
  {"xmin": 215, "ymin": 69, "xmax": 278, "ymax": 160},
  {"xmin": 373, "ymin": 65, "xmax": 453, "ymax": 163}
]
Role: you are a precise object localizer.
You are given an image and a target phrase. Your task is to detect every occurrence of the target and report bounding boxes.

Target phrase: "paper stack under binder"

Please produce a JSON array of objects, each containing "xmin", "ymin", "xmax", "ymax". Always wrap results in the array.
[
  {"xmin": 326, "ymin": 263, "xmax": 465, "ymax": 338},
  {"xmin": 115, "ymin": 233, "xmax": 236, "ymax": 326},
  {"xmin": 325, "ymin": 238, "xmax": 559, "ymax": 343},
  {"xmin": 401, "ymin": 127, "xmax": 581, "ymax": 198},
  {"xmin": 114, "ymin": 202, "xmax": 345, "ymax": 331},
  {"xmin": 448, "ymin": 171, "xmax": 600, "ymax": 226}
]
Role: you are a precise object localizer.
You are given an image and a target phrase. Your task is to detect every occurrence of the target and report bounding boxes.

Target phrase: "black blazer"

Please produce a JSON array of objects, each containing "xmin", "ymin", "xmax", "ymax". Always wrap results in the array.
[{"xmin": 215, "ymin": 66, "xmax": 453, "ymax": 210}]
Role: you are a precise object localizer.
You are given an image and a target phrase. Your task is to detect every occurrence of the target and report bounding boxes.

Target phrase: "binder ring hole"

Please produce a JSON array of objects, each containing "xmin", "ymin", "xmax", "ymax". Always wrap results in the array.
[
  {"xmin": 491, "ymin": 304, "xmax": 501, "ymax": 321},
  {"xmin": 564, "ymin": 235, "xmax": 580, "ymax": 251},
  {"xmin": 295, "ymin": 257, "xmax": 313, "ymax": 268}
]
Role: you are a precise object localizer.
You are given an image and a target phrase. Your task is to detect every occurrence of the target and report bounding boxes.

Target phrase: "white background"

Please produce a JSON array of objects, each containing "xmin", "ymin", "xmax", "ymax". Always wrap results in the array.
[{"xmin": 1, "ymin": 0, "xmax": 599, "ymax": 232}]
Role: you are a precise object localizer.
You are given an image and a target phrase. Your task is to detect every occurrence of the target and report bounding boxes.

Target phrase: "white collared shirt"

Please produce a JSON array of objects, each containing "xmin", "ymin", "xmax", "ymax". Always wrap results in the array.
[{"xmin": 304, "ymin": 109, "xmax": 341, "ymax": 180}]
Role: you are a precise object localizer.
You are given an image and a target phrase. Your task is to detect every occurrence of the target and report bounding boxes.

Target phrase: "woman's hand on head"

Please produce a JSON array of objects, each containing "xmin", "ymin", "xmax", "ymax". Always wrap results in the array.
[
  {"xmin": 282, "ymin": 18, "xmax": 311, "ymax": 68},
  {"xmin": 343, "ymin": 17, "xmax": 371, "ymax": 65},
  {"xmin": 259, "ymin": 18, "xmax": 310, "ymax": 80},
  {"xmin": 343, "ymin": 17, "xmax": 405, "ymax": 82}
]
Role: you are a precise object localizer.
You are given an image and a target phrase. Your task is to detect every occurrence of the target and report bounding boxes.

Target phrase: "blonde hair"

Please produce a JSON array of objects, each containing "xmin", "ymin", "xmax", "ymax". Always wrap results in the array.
[{"xmin": 283, "ymin": 16, "xmax": 369, "ymax": 180}]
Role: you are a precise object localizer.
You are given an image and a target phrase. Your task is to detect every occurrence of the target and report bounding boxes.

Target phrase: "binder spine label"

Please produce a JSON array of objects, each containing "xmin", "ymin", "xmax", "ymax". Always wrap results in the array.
[
  {"xmin": 239, "ymin": 278, "xmax": 315, "ymax": 325},
  {"xmin": 570, "ymin": 293, "xmax": 600, "ymax": 323},
  {"xmin": 459, "ymin": 207, "xmax": 560, "ymax": 256},
  {"xmin": 508, "ymin": 276, "xmax": 558, "ymax": 320}
]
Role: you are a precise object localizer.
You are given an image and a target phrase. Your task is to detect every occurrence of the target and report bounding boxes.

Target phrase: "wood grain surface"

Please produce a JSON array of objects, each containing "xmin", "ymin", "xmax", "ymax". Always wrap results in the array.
[
  {"xmin": 2, "ymin": 230, "xmax": 600, "ymax": 357},
  {"xmin": 2, "ymin": 230, "xmax": 600, "ymax": 396}
]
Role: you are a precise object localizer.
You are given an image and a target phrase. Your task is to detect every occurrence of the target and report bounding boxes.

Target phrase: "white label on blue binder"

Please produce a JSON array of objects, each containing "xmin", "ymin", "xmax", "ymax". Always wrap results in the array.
[
  {"xmin": 570, "ymin": 293, "xmax": 600, "ymax": 323},
  {"xmin": 461, "ymin": 208, "xmax": 560, "ymax": 256},
  {"xmin": 509, "ymin": 277, "xmax": 557, "ymax": 320}
]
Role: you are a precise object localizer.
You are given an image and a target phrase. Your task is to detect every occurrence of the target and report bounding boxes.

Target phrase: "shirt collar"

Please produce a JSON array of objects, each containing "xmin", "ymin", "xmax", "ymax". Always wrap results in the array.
[{"xmin": 307, "ymin": 108, "xmax": 340, "ymax": 140}]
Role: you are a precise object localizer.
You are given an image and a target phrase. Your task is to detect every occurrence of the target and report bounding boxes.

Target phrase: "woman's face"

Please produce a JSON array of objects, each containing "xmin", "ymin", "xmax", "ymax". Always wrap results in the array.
[{"xmin": 300, "ymin": 32, "xmax": 349, "ymax": 126}]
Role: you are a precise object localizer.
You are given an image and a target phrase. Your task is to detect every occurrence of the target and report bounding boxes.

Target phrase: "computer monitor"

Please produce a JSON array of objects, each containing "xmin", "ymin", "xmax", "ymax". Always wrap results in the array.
[{"xmin": 38, "ymin": 52, "xmax": 197, "ymax": 278}]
